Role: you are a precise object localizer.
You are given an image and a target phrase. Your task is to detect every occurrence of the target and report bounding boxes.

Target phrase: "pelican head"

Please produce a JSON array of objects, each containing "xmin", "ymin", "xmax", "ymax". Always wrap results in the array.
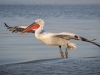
[
  {"xmin": 21, "ymin": 19, "xmax": 44, "ymax": 34},
  {"xmin": 35, "ymin": 19, "xmax": 44, "ymax": 27}
]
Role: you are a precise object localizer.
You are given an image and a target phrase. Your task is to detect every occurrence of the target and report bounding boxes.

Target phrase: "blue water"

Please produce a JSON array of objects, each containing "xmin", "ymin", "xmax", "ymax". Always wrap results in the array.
[
  {"xmin": 0, "ymin": 4, "xmax": 100, "ymax": 19},
  {"xmin": 0, "ymin": 4, "xmax": 100, "ymax": 65}
]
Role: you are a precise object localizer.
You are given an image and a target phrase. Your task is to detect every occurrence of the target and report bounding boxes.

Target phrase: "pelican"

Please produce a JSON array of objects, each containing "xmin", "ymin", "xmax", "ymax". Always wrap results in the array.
[{"xmin": 5, "ymin": 19, "xmax": 100, "ymax": 58}]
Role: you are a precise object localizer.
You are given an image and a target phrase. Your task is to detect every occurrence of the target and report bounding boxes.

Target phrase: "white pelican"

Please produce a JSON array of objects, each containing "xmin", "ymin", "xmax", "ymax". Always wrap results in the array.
[{"xmin": 5, "ymin": 19, "xmax": 100, "ymax": 58}]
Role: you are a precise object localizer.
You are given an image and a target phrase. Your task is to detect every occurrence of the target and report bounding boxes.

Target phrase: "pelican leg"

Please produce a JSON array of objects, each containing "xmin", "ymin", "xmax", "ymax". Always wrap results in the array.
[
  {"xmin": 59, "ymin": 46, "xmax": 64, "ymax": 59},
  {"xmin": 65, "ymin": 48, "xmax": 68, "ymax": 58}
]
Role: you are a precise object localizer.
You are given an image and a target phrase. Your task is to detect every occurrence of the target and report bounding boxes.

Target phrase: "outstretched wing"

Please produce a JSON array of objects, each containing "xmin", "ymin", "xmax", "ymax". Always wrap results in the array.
[
  {"xmin": 53, "ymin": 32, "xmax": 80, "ymax": 40},
  {"xmin": 4, "ymin": 23, "xmax": 35, "ymax": 33},
  {"xmin": 53, "ymin": 32, "xmax": 100, "ymax": 47}
]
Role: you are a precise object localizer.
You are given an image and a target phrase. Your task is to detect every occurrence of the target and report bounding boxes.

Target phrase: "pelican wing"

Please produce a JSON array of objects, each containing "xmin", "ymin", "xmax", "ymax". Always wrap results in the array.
[
  {"xmin": 4, "ymin": 23, "xmax": 35, "ymax": 33},
  {"xmin": 53, "ymin": 32, "xmax": 80, "ymax": 40},
  {"xmin": 53, "ymin": 32, "xmax": 100, "ymax": 47}
]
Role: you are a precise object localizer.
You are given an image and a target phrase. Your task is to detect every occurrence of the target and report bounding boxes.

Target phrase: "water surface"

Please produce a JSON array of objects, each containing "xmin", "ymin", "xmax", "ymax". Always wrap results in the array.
[{"xmin": 0, "ymin": 4, "xmax": 100, "ymax": 65}]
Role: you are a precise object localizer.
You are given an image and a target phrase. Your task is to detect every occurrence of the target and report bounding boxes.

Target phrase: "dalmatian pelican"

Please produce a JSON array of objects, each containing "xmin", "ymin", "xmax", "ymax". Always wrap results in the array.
[{"xmin": 5, "ymin": 19, "xmax": 100, "ymax": 58}]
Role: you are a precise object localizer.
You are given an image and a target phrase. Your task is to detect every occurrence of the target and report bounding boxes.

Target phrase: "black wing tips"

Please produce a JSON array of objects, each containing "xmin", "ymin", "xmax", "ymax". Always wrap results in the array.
[
  {"xmin": 4, "ymin": 23, "xmax": 17, "ymax": 33},
  {"xmin": 4, "ymin": 23, "xmax": 35, "ymax": 33},
  {"xmin": 80, "ymin": 36, "xmax": 100, "ymax": 47},
  {"xmin": 4, "ymin": 23, "xmax": 11, "ymax": 29},
  {"xmin": 4, "ymin": 23, "xmax": 22, "ymax": 33}
]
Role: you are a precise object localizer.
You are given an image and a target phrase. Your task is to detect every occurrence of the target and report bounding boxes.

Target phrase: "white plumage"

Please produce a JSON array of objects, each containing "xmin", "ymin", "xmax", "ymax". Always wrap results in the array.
[
  {"xmin": 5, "ymin": 19, "xmax": 100, "ymax": 58},
  {"xmin": 21, "ymin": 19, "xmax": 100, "ymax": 58}
]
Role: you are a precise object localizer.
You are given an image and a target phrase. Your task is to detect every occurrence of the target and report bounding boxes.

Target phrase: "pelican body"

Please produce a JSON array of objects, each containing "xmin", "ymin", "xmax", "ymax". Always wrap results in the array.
[{"xmin": 5, "ymin": 19, "xmax": 100, "ymax": 58}]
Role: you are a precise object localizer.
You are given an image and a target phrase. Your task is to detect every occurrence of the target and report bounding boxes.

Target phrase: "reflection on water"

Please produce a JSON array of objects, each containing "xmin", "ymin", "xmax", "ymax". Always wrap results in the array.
[{"xmin": 0, "ymin": 4, "xmax": 100, "ymax": 65}]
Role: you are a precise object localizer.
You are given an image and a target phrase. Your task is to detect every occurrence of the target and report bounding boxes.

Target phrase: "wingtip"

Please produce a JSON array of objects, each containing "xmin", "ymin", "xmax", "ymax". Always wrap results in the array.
[
  {"xmin": 4, "ymin": 23, "xmax": 9, "ymax": 28},
  {"xmin": 4, "ymin": 23, "xmax": 6, "ymax": 25},
  {"xmin": 80, "ymin": 36, "xmax": 100, "ymax": 47}
]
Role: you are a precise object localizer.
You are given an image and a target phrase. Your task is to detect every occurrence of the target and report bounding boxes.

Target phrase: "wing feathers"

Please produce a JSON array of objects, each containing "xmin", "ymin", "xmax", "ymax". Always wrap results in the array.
[
  {"xmin": 53, "ymin": 32, "xmax": 80, "ymax": 40},
  {"xmin": 53, "ymin": 32, "xmax": 100, "ymax": 47},
  {"xmin": 4, "ymin": 23, "xmax": 35, "ymax": 33},
  {"xmin": 80, "ymin": 36, "xmax": 100, "ymax": 47}
]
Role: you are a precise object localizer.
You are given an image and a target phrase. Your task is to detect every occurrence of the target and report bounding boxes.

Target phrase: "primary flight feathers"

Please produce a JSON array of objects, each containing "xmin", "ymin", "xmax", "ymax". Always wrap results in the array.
[{"xmin": 4, "ymin": 23, "xmax": 35, "ymax": 33}]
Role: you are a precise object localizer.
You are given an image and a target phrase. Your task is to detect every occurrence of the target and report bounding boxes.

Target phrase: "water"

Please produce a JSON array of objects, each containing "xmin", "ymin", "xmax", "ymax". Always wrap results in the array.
[
  {"xmin": 0, "ymin": 57, "xmax": 100, "ymax": 75},
  {"xmin": 0, "ymin": 4, "xmax": 100, "ymax": 65}
]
